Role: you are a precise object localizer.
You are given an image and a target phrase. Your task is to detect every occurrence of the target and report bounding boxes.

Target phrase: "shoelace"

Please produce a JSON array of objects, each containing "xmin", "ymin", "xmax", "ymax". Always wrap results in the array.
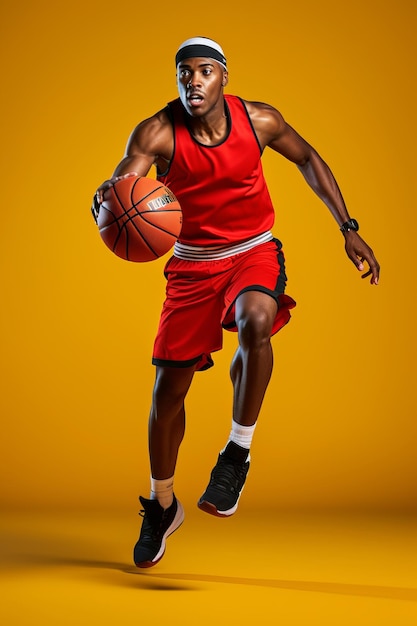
[
  {"xmin": 210, "ymin": 456, "xmax": 247, "ymax": 493},
  {"xmin": 139, "ymin": 506, "xmax": 171, "ymax": 541}
]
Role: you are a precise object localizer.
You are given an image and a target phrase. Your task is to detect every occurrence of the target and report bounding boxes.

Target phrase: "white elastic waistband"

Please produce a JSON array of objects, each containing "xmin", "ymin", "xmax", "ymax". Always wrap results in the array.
[{"xmin": 174, "ymin": 231, "xmax": 274, "ymax": 261}]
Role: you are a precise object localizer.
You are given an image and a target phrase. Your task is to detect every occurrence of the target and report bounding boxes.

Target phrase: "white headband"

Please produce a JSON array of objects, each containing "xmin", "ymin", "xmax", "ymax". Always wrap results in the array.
[{"xmin": 175, "ymin": 37, "xmax": 227, "ymax": 70}]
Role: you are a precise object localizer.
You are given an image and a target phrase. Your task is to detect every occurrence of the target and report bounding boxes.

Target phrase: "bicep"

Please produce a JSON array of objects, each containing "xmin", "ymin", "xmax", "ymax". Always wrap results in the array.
[
  {"xmin": 267, "ymin": 121, "xmax": 314, "ymax": 166},
  {"xmin": 248, "ymin": 101, "xmax": 314, "ymax": 165},
  {"xmin": 113, "ymin": 114, "xmax": 171, "ymax": 177},
  {"xmin": 112, "ymin": 129, "xmax": 156, "ymax": 177}
]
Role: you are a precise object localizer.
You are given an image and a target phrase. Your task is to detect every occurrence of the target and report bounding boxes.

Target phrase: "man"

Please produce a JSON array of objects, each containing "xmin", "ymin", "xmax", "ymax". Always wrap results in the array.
[{"xmin": 92, "ymin": 37, "xmax": 380, "ymax": 568}]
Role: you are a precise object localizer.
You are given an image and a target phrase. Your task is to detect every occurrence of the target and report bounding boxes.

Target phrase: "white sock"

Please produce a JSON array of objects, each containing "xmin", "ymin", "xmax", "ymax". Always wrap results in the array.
[
  {"xmin": 150, "ymin": 476, "xmax": 174, "ymax": 509},
  {"xmin": 222, "ymin": 420, "xmax": 257, "ymax": 461},
  {"xmin": 230, "ymin": 420, "xmax": 257, "ymax": 448}
]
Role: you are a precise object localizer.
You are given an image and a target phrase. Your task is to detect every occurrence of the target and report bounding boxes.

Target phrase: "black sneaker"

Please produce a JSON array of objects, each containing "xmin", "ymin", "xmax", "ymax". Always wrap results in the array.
[
  {"xmin": 133, "ymin": 495, "xmax": 184, "ymax": 568},
  {"xmin": 198, "ymin": 442, "xmax": 250, "ymax": 517}
]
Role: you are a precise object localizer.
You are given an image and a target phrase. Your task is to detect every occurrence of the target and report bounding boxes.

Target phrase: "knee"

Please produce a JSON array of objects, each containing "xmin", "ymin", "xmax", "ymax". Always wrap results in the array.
[{"xmin": 237, "ymin": 306, "xmax": 273, "ymax": 350}]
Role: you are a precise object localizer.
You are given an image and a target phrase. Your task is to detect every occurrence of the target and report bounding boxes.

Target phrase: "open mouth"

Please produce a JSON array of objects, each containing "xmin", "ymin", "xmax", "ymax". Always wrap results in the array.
[{"xmin": 188, "ymin": 93, "xmax": 204, "ymax": 105}]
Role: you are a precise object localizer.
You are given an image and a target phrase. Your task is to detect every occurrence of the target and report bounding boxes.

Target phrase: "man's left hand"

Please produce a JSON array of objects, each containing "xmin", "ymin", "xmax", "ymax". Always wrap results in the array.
[{"xmin": 344, "ymin": 232, "xmax": 380, "ymax": 285}]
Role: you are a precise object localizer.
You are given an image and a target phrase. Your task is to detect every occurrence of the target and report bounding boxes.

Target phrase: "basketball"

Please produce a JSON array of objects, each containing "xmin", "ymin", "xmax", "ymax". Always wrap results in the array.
[{"xmin": 97, "ymin": 176, "xmax": 182, "ymax": 262}]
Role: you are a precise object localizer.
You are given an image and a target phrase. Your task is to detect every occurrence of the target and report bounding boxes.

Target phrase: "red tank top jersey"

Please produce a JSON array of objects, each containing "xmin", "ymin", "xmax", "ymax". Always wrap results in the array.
[{"xmin": 157, "ymin": 95, "xmax": 275, "ymax": 247}]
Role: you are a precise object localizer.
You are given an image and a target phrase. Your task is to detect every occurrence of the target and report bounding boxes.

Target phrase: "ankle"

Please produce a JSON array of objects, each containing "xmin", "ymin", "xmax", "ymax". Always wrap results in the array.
[{"xmin": 150, "ymin": 475, "xmax": 174, "ymax": 509}]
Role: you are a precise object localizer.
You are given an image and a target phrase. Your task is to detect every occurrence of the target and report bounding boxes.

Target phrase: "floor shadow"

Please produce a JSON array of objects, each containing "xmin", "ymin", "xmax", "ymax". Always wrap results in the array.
[
  {"xmin": 5, "ymin": 552, "xmax": 417, "ymax": 600},
  {"xmin": 129, "ymin": 571, "xmax": 417, "ymax": 602},
  {"xmin": 2, "ymin": 538, "xmax": 416, "ymax": 601}
]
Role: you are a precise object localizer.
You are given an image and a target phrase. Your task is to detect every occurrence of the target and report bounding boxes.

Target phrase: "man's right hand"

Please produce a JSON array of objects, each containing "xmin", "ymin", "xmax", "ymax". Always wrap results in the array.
[{"xmin": 91, "ymin": 172, "xmax": 138, "ymax": 224}]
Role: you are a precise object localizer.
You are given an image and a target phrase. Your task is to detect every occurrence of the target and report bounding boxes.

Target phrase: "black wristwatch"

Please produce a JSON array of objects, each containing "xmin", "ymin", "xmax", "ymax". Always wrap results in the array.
[{"xmin": 340, "ymin": 218, "xmax": 359, "ymax": 233}]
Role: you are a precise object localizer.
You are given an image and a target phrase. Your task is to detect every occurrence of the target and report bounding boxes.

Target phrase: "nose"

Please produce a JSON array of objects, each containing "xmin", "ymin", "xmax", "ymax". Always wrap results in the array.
[{"xmin": 187, "ymin": 73, "xmax": 201, "ymax": 89}]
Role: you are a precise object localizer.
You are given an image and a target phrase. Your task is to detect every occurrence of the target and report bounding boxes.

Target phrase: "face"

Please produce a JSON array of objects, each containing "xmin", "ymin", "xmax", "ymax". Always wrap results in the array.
[{"xmin": 177, "ymin": 57, "xmax": 228, "ymax": 117}]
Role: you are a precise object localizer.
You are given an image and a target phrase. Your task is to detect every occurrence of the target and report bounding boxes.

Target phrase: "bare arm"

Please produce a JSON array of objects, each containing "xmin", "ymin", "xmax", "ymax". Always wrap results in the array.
[
  {"xmin": 92, "ymin": 109, "xmax": 174, "ymax": 217},
  {"xmin": 246, "ymin": 101, "xmax": 380, "ymax": 284}
]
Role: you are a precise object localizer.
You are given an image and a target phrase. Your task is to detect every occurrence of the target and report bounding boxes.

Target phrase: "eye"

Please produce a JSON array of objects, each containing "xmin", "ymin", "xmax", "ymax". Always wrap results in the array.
[
  {"xmin": 203, "ymin": 68, "xmax": 212, "ymax": 75},
  {"xmin": 180, "ymin": 69, "xmax": 190, "ymax": 78}
]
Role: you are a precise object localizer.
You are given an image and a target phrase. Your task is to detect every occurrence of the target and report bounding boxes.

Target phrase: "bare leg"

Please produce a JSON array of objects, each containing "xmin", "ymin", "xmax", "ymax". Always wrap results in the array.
[
  {"xmin": 148, "ymin": 365, "xmax": 195, "ymax": 479},
  {"xmin": 197, "ymin": 291, "xmax": 277, "ymax": 517},
  {"xmin": 134, "ymin": 366, "xmax": 193, "ymax": 567},
  {"xmin": 231, "ymin": 291, "xmax": 278, "ymax": 426}
]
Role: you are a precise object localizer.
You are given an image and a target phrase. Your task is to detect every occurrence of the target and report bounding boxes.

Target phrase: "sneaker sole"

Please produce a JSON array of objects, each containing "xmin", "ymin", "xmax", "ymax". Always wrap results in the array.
[
  {"xmin": 134, "ymin": 501, "xmax": 185, "ymax": 568},
  {"xmin": 197, "ymin": 499, "xmax": 238, "ymax": 517},
  {"xmin": 197, "ymin": 466, "xmax": 249, "ymax": 518}
]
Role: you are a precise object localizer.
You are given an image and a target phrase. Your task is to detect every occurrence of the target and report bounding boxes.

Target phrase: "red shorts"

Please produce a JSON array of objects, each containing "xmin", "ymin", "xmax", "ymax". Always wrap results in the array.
[{"xmin": 152, "ymin": 238, "xmax": 296, "ymax": 371}]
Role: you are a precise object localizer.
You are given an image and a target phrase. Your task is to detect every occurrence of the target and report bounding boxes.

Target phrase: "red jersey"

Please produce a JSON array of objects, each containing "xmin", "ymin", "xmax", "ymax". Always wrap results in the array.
[{"xmin": 157, "ymin": 94, "xmax": 275, "ymax": 247}]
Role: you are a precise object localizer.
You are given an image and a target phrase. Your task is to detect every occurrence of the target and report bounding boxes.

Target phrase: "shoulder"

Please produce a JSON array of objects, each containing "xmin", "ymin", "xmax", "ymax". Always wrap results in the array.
[
  {"xmin": 133, "ymin": 107, "xmax": 173, "ymax": 142},
  {"xmin": 239, "ymin": 99, "xmax": 287, "ymax": 149},
  {"xmin": 127, "ymin": 106, "xmax": 174, "ymax": 159},
  {"xmin": 242, "ymin": 99, "xmax": 286, "ymax": 131}
]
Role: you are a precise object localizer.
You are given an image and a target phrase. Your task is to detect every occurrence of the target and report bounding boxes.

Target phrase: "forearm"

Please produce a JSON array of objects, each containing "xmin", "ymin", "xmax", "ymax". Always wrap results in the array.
[
  {"xmin": 297, "ymin": 151, "xmax": 351, "ymax": 227},
  {"xmin": 112, "ymin": 153, "xmax": 154, "ymax": 178}
]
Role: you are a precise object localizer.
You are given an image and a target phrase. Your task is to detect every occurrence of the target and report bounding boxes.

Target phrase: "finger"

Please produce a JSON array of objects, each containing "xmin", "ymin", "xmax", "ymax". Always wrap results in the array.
[
  {"xmin": 345, "ymin": 240, "xmax": 380, "ymax": 285},
  {"xmin": 357, "ymin": 256, "xmax": 365, "ymax": 271},
  {"xmin": 103, "ymin": 172, "xmax": 137, "ymax": 192},
  {"xmin": 367, "ymin": 256, "xmax": 380, "ymax": 285},
  {"xmin": 97, "ymin": 178, "xmax": 118, "ymax": 202},
  {"xmin": 361, "ymin": 261, "xmax": 380, "ymax": 284},
  {"xmin": 346, "ymin": 250, "xmax": 364, "ymax": 271}
]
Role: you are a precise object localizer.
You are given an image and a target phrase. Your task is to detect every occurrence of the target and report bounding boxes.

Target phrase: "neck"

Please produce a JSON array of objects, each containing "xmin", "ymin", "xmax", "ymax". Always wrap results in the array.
[{"xmin": 187, "ymin": 98, "xmax": 229, "ymax": 146}]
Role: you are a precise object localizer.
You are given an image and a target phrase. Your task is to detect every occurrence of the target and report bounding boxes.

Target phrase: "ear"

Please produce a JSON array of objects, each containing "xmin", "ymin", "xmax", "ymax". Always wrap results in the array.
[{"xmin": 222, "ymin": 71, "xmax": 229, "ymax": 87}]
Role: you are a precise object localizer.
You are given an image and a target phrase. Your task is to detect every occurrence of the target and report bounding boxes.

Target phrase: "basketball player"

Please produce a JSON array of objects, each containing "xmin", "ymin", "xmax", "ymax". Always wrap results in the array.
[{"xmin": 92, "ymin": 37, "xmax": 380, "ymax": 568}]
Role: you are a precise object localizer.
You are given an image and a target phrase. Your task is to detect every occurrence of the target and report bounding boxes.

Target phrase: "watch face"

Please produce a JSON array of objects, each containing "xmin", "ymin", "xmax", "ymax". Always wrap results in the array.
[{"xmin": 341, "ymin": 219, "xmax": 359, "ymax": 232}]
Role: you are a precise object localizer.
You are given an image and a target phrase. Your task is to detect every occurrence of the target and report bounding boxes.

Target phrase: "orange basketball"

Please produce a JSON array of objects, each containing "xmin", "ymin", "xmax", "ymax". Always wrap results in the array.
[{"xmin": 97, "ymin": 176, "xmax": 182, "ymax": 262}]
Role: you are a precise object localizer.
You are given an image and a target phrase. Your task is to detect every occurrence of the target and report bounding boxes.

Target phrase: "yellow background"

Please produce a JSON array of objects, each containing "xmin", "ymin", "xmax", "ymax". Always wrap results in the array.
[{"xmin": 1, "ymin": 0, "xmax": 416, "ymax": 514}]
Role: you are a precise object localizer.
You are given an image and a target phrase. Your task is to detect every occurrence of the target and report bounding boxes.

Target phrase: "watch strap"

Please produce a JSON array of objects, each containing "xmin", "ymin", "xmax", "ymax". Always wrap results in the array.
[{"xmin": 340, "ymin": 219, "xmax": 359, "ymax": 232}]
